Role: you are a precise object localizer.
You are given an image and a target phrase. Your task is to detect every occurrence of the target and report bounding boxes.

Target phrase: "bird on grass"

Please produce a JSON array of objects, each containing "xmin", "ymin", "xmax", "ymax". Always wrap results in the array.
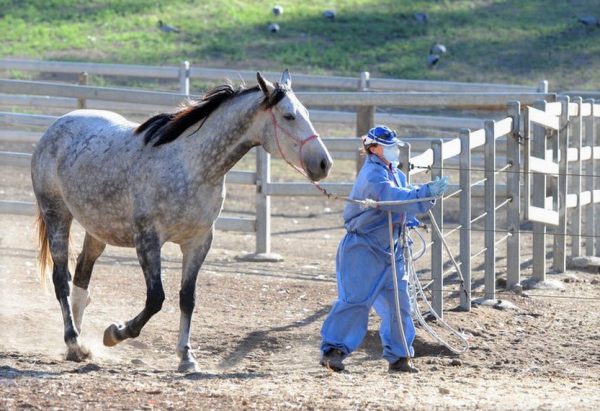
[
  {"xmin": 267, "ymin": 23, "xmax": 280, "ymax": 33},
  {"xmin": 427, "ymin": 54, "xmax": 440, "ymax": 68},
  {"xmin": 323, "ymin": 10, "xmax": 336, "ymax": 21},
  {"xmin": 578, "ymin": 15, "xmax": 600, "ymax": 27},
  {"xmin": 414, "ymin": 12, "xmax": 428, "ymax": 24},
  {"xmin": 427, "ymin": 42, "xmax": 446, "ymax": 68},
  {"xmin": 158, "ymin": 20, "xmax": 181, "ymax": 33},
  {"xmin": 430, "ymin": 43, "xmax": 447, "ymax": 55},
  {"xmin": 272, "ymin": 5, "xmax": 283, "ymax": 16}
]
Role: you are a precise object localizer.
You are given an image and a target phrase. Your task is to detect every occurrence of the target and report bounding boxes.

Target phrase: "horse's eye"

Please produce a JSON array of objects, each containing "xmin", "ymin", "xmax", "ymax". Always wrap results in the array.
[{"xmin": 283, "ymin": 113, "xmax": 296, "ymax": 121}]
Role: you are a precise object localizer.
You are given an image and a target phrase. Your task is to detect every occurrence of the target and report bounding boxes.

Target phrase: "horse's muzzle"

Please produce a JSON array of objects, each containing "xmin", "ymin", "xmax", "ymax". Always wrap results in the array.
[{"xmin": 302, "ymin": 138, "xmax": 333, "ymax": 181}]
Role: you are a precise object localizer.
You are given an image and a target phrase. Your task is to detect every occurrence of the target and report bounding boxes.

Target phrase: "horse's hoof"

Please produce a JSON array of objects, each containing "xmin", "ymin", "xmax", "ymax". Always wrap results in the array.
[
  {"xmin": 103, "ymin": 323, "xmax": 125, "ymax": 347},
  {"xmin": 66, "ymin": 344, "xmax": 91, "ymax": 362},
  {"xmin": 177, "ymin": 358, "xmax": 199, "ymax": 374}
]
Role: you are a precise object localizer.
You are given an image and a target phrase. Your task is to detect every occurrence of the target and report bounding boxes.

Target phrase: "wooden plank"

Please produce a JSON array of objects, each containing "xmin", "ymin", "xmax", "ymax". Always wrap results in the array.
[
  {"xmin": 571, "ymin": 97, "xmax": 583, "ymax": 257},
  {"xmin": 430, "ymin": 140, "xmax": 444, "ymax": 317},
  {"xmin": 585, "ymin": 99, "xmax": 596, "ymax": 256},
  {"xmin": 0, "ymin": 58, "xmax": 540, "ymax": 92},
  {"xmin": 546, "ymin": 102, "xmax": 562, "ymax": 116},
  {"xmin": 553, "ymin": 96, "xmax": 569, "ymax": 273},
  {"xmin": 0, "ymin": 151, "xmax": 31, "ymax": 167},
  {"xmin": 528, "ymin": 206, "xmax": 559, "ymax": 226},
  {"xmin": 0, "ymin": 79, "xmax": 188, "ymax": 107},
  {"xmin": 567, "ymin": 147, "xmax": 579, "ymax": 161},
  {"xmin": 580, "ymin": 102, "xmax": 592, "ymax": 117},
  {"xmin": 255, "ymin": 149, "xmax": 271, "ymax": 253},
  {"xmin": 506, "ymin": 101, "xmax": 521, "ymax": 289},
  {"xmin": 266, "ymin": 182, "xmax": 353, "ymax": 196},
  {"xmin": 215, "ymin": 216, "xmax": 256, "ymax": 232},
  {"xmin": 459, "ymin": 129, "xmax": 472, "ymax": 310},
  {"xmin": 225, "ymin": 171, "xmax": 257, "ymax": 185},
  {"xmin": 0, "ymin": 111, "xmax": 57, "ymax": 127},
  {"xmin": 296, "ymin": 92, "xmax": 553, "ymax": 109},
  {"xmin": 494, "ymin": 117, "xmax": 513, "ymax": 137},
  {"xmin": 311, "ymin": 110, "xmax": 486, "ymax": 129},
  {"xmin": 529, "ymin": 156, "xmax": 559, "ymax": 175},
  {"xmin": 532, "ymin": 100, "xmax": 548, "ymax": 280},
  {"xmin": 0, "ymin": 130, "xmax": 42, "ymax": 143},
  {"xmin": 579, "ymin": 191, "xmax": 592, "ymax": 207},
  {"xmin": 579, "ymin": 146, "xmax": 593, "ymax": 161},
  {"xmin": 0, "ymin": 200, "xmax": 35, "ymax": 216},
  {"xmin": 528, "ymin": 106, "xmax": 560, "ymax": 130},
  {"xmin": 409, "ymin": 149, "xmax": 434, "ymax": 175},
  {"xmin": 368, "ymin": 77, "xmax": 537, "ymax": 93},
  {"xmin": 568, "ymin": 102, "xmax": 579, "ymax": 117},
  {"xmin": 470, "ymin": 128, "xmax": 486, "ymax": 149},
  {"xmin": 0, "ymin": 59, "xmax": 178, "ymax": 78},
  {"xmin": 566, "ymin": 193, "xmax": 579, "ymax": 209},
  {"xmin": 441, "ymin": 137, "xmax": 461, "ymax": 160},
  {"xmin": 484, "ymin": 121, "xmax": 496, "ymax": 300}
]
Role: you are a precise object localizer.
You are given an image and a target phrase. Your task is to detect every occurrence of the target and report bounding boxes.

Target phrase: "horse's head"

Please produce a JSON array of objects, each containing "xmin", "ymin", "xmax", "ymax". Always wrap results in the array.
[{"xmin": 256, "ymin": 70, "xmax": 333, "ymax": 182}]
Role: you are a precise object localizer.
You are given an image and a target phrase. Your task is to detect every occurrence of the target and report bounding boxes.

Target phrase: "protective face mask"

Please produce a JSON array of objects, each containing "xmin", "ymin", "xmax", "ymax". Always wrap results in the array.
[{"xmin": 383, "ymin": 145, "xmax": 400, "ymax": 168}]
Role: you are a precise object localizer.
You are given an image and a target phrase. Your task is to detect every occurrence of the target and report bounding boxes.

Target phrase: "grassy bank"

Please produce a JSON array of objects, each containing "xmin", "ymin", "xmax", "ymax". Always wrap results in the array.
[{"xmin": 1, "ymin": 0, "xmax": 600, "ymax": 89}]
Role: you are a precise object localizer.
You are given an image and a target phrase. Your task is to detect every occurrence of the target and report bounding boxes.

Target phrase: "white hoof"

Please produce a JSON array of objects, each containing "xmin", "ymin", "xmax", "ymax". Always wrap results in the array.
[{"xmin": 66, "ymin": 343, "xmax": 91, "ymax": 362}]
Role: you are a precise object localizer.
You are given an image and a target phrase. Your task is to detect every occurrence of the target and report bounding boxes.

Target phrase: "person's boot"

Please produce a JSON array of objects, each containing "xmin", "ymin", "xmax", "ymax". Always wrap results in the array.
[
  {"xmin": 320, "ymin": 349, "xmax": 345, "ymax": 372},
  {"xmin": 389, "ymin": 357, "xmax": 419, "ymax": 373}
]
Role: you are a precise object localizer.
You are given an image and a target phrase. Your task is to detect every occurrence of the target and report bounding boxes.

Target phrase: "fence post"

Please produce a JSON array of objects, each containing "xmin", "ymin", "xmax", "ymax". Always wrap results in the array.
[
  {"xmin": 179, "ymin": 61, "xmax": 190, "ymax": 96},
  {"xmin": 531, "ymin": 100, "xmax": 548, "ymax": 281},
  {"xmin": 537, "ymin": 80, "xmax": 549, "ymax": 93},
  {"xmin": 356, "ymin": 71, "xmax": 374, "ymax": 173},
  {"xmin": 506, "ymin": 101, "xmax": 521, "ymax": 289},
  {"xmin": 459, "ymin": 128, "xmax": 471, "ymax": 311},
  {"xmin": 484, "ymin": 120, "xmax": 496, "ymax": 300},
  {"xmin": 239, "ymin": 148, "xmax": 282, "ymax": 262},
  {"xmin": 571, "ymin": 97, "xmax": 583, "ymax": 257},
  {"xmin": 587, "ymin": 99, "xmax": 598, "ymax": 256},
  {"xmin": 399, "ymin": 141, "xmax": 411, "ymax": 181},
  {"xmin": 553, "ymin": 95, "xmax": 570, "ymax": 272},
  {"xmin": 431, "ymin": 139, "xmax": 444, "ymax": 317},
  {"xmin": 77, "ymin": 72, "xmax": 88, "ymax": 109}
]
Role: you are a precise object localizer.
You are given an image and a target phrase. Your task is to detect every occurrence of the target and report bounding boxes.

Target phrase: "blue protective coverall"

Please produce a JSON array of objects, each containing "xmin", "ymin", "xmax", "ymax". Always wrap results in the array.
[{"xmin": 320, "ymin": 154, "xmax": 435, "ymax": 363}]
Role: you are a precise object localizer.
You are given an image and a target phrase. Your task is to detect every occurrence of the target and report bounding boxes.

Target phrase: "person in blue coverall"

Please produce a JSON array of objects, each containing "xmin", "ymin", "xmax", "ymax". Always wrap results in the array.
[{"xmin": 320, "ymin": 125, "xmax": 448, "ymax": 373}]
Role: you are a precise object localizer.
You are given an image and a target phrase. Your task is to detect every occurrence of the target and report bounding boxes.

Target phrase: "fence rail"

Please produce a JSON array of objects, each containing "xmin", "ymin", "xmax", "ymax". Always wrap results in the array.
[
  {"xmin": 0, "ymin": 58, "xmax": 543, "ymax": 93},
  {"xmin": 1, "ymin": 63, "xmax": 598, "ymax": 320}
]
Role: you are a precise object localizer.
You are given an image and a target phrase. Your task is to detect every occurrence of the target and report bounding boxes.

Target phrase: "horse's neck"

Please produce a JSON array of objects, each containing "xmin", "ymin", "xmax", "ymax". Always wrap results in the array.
[{"xmin": 185, "ymin": 92, "xmax": 262, "ymax": 184}]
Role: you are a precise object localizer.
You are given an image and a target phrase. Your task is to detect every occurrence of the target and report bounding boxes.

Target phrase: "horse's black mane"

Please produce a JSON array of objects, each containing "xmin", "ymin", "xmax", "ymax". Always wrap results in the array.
[{"xmin": 136, "ymin": 82, "xmax": 288, "ymax": 147}]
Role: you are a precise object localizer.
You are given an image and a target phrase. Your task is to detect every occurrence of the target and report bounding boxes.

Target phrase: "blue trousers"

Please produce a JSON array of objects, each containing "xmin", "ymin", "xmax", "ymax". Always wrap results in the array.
[{"xmin": 320, "ymin": 247, "xmax": 415, "ymax": 363}]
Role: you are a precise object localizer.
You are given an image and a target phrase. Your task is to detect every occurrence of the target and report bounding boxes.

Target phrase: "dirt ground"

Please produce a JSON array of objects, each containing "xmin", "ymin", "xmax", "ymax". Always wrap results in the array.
[
  {"xmin": 1, "ymin": 184, "xmax": 599, "ymax": 411},
  {"xmin": 1, "ymin": 140, "xmax": 600, "ymax": 410}
]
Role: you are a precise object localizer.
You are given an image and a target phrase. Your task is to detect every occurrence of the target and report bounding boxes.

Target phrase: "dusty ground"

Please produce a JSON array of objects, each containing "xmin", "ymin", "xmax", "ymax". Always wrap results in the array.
[
  {"xmin": 1, "ymin": 189, "xmax": 600, "ymax": 410},
  {"xmin": 1, "ymin": 138, "xmax": 600, "ymax": 410}
]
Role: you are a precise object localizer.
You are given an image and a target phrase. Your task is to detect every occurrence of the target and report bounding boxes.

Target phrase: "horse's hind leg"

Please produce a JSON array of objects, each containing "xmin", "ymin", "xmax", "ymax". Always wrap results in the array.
[
  {"xmin": 41, "ymin": 205, "xmax": 90, "ymax": 361},
  {"xmin": 71, "ymin": 233, "xmax": 106, "ymax": 334},
  {"xmin": 103, "ymin": 228, "xmax": 164, "ymax": 346},
  {"xmin": 176, "ymin": 229, "xmax": 214, "ymax": 373}
]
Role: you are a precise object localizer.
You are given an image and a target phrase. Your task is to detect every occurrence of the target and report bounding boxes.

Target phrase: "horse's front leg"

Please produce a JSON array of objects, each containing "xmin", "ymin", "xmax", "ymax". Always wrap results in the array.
[
  {"xmin": 176, "ymin": 229, "xmax": 214, "ymax": 373},
  {"xmin": 103, "ymin": 229, "xmax": 165, "ymax": 346}
]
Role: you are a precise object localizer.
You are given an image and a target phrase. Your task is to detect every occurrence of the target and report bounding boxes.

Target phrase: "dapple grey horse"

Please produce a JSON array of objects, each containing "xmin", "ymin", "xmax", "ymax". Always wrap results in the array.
[{"xmin": 31, "ymin": 70, "xmax": 333, "ymax": 372}]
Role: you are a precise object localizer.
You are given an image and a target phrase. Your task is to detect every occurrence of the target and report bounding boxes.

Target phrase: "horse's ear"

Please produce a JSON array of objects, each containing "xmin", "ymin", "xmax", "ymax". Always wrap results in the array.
[
  {"xmin": 280, "ymin": 69, "xmax": 291, "ymax": 88},
  {"xmin": 257, "ymin": 72, "xmax": 274, "ymax": 97}
]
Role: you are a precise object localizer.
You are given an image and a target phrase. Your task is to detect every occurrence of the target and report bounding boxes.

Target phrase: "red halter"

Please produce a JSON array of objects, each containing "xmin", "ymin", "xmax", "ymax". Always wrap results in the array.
[{"xmin": 269, "ymin": 108, "xmax": 319, "ymax": 177}]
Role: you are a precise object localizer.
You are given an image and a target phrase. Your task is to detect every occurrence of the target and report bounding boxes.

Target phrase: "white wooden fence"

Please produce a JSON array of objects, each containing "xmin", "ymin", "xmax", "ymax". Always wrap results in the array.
[
  {"xmin": 0, "ymin": 59, "xmax": 548, "ymax": 133},
  {"xmin": 2, "ymin": 65, "xmax": 596, "ymax": 317}
]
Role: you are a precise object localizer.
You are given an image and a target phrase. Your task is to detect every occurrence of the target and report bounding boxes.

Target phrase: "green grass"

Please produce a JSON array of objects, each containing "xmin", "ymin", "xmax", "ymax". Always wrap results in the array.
[{"xmin": 1, "ymin": 0, "xmax": 600, "ymax": 89}]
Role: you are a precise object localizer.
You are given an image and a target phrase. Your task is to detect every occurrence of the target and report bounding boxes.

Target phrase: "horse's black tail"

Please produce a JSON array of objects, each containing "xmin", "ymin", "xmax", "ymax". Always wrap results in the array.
[{"xmin": 36, "ymin": 206, "xmax": 52, "ymax": 287}]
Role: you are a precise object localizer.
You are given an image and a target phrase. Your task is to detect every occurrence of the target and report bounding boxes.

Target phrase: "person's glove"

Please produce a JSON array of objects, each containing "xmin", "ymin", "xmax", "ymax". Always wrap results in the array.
[{"xmin": 428, "ymin": 176, "xmax": 449, "ymax": 197}]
